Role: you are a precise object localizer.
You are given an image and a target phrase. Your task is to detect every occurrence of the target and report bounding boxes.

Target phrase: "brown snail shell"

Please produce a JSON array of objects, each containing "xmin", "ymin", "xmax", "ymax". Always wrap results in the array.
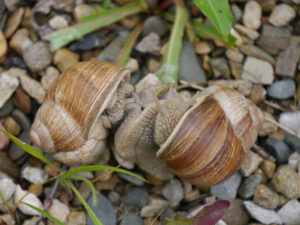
[{"xmin": 30, "ymin": 61, "xmax": 131, "ymax": 165}]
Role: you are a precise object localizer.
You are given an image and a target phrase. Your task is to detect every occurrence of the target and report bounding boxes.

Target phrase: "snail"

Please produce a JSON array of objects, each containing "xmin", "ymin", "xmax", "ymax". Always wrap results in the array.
[
  {"xmin": 30, "ymin": 61, "xmax": 133, "ymax": 165},
  {"xmin": 115, "ymin": 82, "xmax": 264, "ymax": 187}
]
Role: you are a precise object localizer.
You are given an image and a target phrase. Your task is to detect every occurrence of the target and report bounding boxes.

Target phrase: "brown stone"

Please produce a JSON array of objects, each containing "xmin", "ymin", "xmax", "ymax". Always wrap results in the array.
[
  {"xmin": 0, "ymin": 31, "xmax": 7, "ymax": 63},
  {"xmin": 54, "ymin": 48, "xmax": 79, "ymax": 72},
  {"xmin": 253, "ymin": 184, "xmax": 279, "ymax": 209},
  {"xmin": 0, "ymin": 123, "xmax": 9, "ymax": 151},
  {"xmin": 4, "ymin": 116, "xmax": 21, "ymax": 136},
  {"xmin": 253, "ymin": 168, "xmax": 268, "ymax": 184},
  {"xmin": 4, "ymin": 7, "xmax": 24, "ymax": 38},
  {"xmin": 223, "ymin": 199, "xmax": 250, "ymax": 225},
  {"xmin": 260, "ymin": 160, "xmax": 276, "ymax": 178},
  {"xmin": 0, "ymin": 152, "xmax": 20, "ymax": 179},
  {"xmin": 13, "ymin": 86, "xmax": 31, "ymax": 114}
]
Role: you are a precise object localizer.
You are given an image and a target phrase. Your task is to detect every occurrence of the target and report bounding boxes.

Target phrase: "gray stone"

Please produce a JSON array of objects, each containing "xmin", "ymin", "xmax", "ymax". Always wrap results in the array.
[
  {"xmin": 267, "ymin": 79, "xmax": 296, "ymax": 99},
  {"xmin": 210, "ymin": 172, "xmax": 242, "ymax": 200},
  {"xmin": 269, "ymin": 4, "xmax": 296, "ymax": 27},
  {"xmin": 243, "ymin": 0, "xmax": 262, "ymax": 29},
  {"xmin": 288, "ymin": 152, "xmax": 300, "ymax": 169},
  {"xmin": 223, "ymin": 199, "xmax": 250, "ymax": 225},
  {"xmin": 0, "ymin": 99, "xmax": 13, "ymax": 117},
  {"xmin": 162, "ymin": 179, "xmax": 184, "ymax": 207},
  {"xmin": 118, "ymin": 172, "xmax": 145, "ymax": 186},
  {"xmin": 178, "ymin": 40, "xmax": 206, "ymax": 82},
  {"xmin": 279, "ymin": 111, "xmax": 300, "ymax": 136},
  {"xmin": 243, "ymin": 201, "xmax": 283, "ymax": 224},
  {"xmin": 11, "ymin": 109, "xmax": 31, "ymax": 131},
  {"xmin": 210, "ymin": 57, "xmax": 230, "ymax": 78},
  {"xmin": 142, "ymin": 16, "xmax": 168, "ymax": 37},
  {"xmin": 136, "ymin": 32, "xmax": 160, "ymax": 53},
  {"xmin": 108, "ymin": 191, "xmax": 120, "ymax": 205},
  {"xmin": 160, "ymin": 208, "xmax": 176, "ymax": 225},
  {"xmin": 284, "ymin": 134, "xmax": 300, "ymax": 152},
  {"xmin": 0, "ymin": 72, "xmax": 19, "ymax": 108},
  {"xmin": 278, "ymin": 199, "xmax": 300, "ymax": 225},
  {"xmin": 240, "ymin": 151, "xmax": 263, "ymax": 177},
  {"xmin": 231, "ymin": 4, "xmax": 242, "ymax": 23},
  {"xmin": 97, "ymin": 36, "xmax": 126, "ymax": 63},
  {"xmin": 265, "ymin": 138, "xmax": 292, "ymax": 164},
  {"xmin": 87, "ymin": 192, "xmax": 117, "ymax": 225},
  {"xmin": 241, "ymin": 56, "xmax": 273, "ymax": 84},
  {"xmin": 8, "ymin": 130, "xmax": 30, "ymax": 161},
  {"xmin": 124, "ymin": 186, "xmax": 148, "ymax": 208},
  {"xmin": 69, "ymin": 32, "xmax": 106, "ymax": 51},
  {"xmin": 240, "ymin": 44, "xmax": 275, "ymax": 65},
  {"xmin": 120, "ymin": 213, "xmax": 143, "ymax": 225},
  {"xmin": 238, "ymin": 174, "xmax": 262, "ymax": 199}
]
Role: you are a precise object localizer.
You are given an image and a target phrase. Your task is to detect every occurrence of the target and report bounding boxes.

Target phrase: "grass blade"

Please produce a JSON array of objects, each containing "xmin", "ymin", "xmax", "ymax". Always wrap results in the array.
[
  {"xmin": 22, "ymin": 202, "xmax": 65, "ymax": 225},
  {"xmin": 44, "ymin": 1, "xmax": 145, "ymax": 51},
  {"xmin": 158, "ymin": 0, "xmax": 188, "ymax": 84}
]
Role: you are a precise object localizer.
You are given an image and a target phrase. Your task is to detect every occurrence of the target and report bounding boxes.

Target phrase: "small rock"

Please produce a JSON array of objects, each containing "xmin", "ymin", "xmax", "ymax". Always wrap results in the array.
[
  {"xmin": 229, "ymin": 61, "xmax": 243, "ymax": 79},
  {"xmin": 265, "ymin": 138, "xmax": 291, "ymax": 164},
  {"xmin": 0, "ymin": 178, "xmax": 16, "ymax": 204},
  {"xmin": 11, "ymin": 109, "xmax": 30, "ymax": 131},
  {"xmin": 14, "ymin": 185, "xmax": 43, "ymax": 216},
  {"xmin": 160, "ymin": 208, "xmax": 176, "ymax": 225},
  {"xmin": 288, "ymin": 152, "xmax": 300, "ymax": 170},
  {"xmin": 9, "ymin": 28, "xmax": 32, "ymax": 55},
  {"xmin": 0, "ymin": 152, "xmax": 20, "ymax": 179},
  {"xmin": 0, "ymin": 72, "xmax": 19, "ymax": 108},
  {"xmin": 120, "ymin": 212, "xmax": 143, "ymax": 225},
  {"xmin": 17, "ymin": 75, "xmax": 45, "ymax": 104},
  {"xmin": 260, "ymin": 160, "xmax": 276, "ymax": 178},
  {"xmin": 48, "ymin": 199, "xmax": 70, "ymax": 225},
  {"xmin": 276, "ymin": 37, "xmax": 300, "ymax": 77},
  {"xmin": 4, "ymin": 116, "xmax": 21, "ymax": 136},
  {"xmin": 210, "ymin": 57, "xmax": 230, "ymax": 78},
  {"xmin": 49, "ymin": 15, "xmax": 69, "ymax": 29},
  {"xmin": 0, "ymin": 99, "xmax": 14, "ymax": 117},
  {"xmin": 23, "ymin": 42, "xmax": 52, "ymax": 72},
  {"xmin": 225, "ymin": 49, "xmax": 243, "ymax": 63},
  {"xmin": 23, "ymin": 216, "xmax": 45, "ymax": 225},
  {"xmin": 183, "ymin": 182, "xmax": 200, "ymax": 202},
  {"xmin": 69, "ymin": 32, "xmax": 106, "ymax": 51},
  {"xmin": 8, "ymin": 130, "xmax": 29, "ymax": 161},
  {"xmin": 97, "ymin": 36, "xmax": 126, "ymax": 63},
  {"xmin": 234, "ymin": 24, "xmax": 260, "ymax": 40},
  {"xmin": 284, "ymin": 134, "xmax": 300, "ymax": 152},
  {"xmin": 268, "ymin": 79, "xmax": 296, "ymax": 99},
  {"xmin": 231, "ymin": 4, "xmax": 242, "ymax": 23},
  {"xmin": 258, "ymin": 112, "xmax": 278, "ymax": 136},
  {"xmin": 210, "ymin": 172, "xmax": 242, "ymax": 200},
  {"xmin": 259, "ymin": 0, "xmax": 276, "ymax": 12},
  {"xmin": 108, "ymin": 191, "xmax": 120, "ymax": 205},
  {"xmin": 179, "ymin": 40, "xmax": 206, "ymax": 82},
  {"xmin": 162, "ymin": 179, "xmax": 184, "ymax": 207},
  {"xmin": 74, "ymin": 4, "xmax": 94, "ymax": 22},
  {"xmin": 241, "ymin": 56, "xmax": 274, "ymax": 84},
  {"xmin": 54, "ymin": 48, "xmax": 79, "ymax": 72},
  {"xmin": 279, "ymin": 111, "xmax": 300, "ymax": 136},
  {"xmin": 13, "ymin": 86, "xmax": 31, "ymax": 114},
  {"xmin": 4, "ymin": 0, "xmax": 21, "ymax": 11},
  {"xmin": 0, "ymin": 123, "xmax": 10, "ymax": 151},
  {"xmin": 278, "ymin": 199, "xmax": 300, "ymax": 225},
  {"xmin": 136, "ymin": 32, "xmax": 160, "ymax": 53},
  {"xmin": 253, "ymin": 184, "xmax": 279, "ymax": 209},
  {"xmin": 0, "ymin": 214, "xmax": 15, "ymax": 225},
  {"xmin": 272, "ymin": 165, "xmax": 300, "ymax": 199},
  {"xmin": 66, "ymin": 211, "xmax": 86, "ymax": 225},
  {"xmin": 223, "ymin": 199, "xmax": 250, "ymax": 225},
  {"xmin": 124, "ymin": 186, "xmax": 148, "ymax": 208},
  {"xmin": 141, "ymin": 197, "xmax": 168, "ymax": 217},
  {"xmin": 238, "ymin": 174, "xmax": 262, "ymax": 199},
  {"xmin": 240, "ymin": 151, "xmax": 263, "ymax": 177},
  {"xmin": 22, "ymin": 166, "xmax": 49, "ymax": 184},
  {"xmin": 4, "ymin": 7, "xmax": 24, "ymax": 38},
  {"xmin": 118, "ymin": 172, "xmax": 145, "ymax": 186},
  {"xmin": 142, "ymin": 16, "xmax": 167, "ymax": 37},
  {"xmin": 243, "ymin": 1, "xmax": 262, "ymax": 29},
  {"xmin": 195, "ymin": 41, "xmax": 213, "ymax": 55},
  {"xmin": 86, "ymin": 192, "xmax": 116, "ymax": 225},
  {"xmin": 269, "ymin": 4, "xmax": 296, "ymax": 27},
  {"xmin": 124, "ymin": 58, "xmax": 139, "ymax": 73},
  {"xmin": 147, "ymin": 58, "xmax": 161, "ymax": 73},
  {"xmin": 243, "ymin": 201, "xmax": 282, "ymax": 224},
  {"xmin": 41, "ymin": 66, "xmax": 60, "ymax": 90},
  {"xmin": 0, "ymin": 31, "xmax": 7, "ymax": 62},
  {"xmin": 240, "ymin": 44, "xmax": 275, "ymax": 65}
]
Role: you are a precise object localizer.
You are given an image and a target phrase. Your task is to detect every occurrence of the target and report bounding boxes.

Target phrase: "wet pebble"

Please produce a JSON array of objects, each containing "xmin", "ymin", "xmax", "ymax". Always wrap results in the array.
[
  {"xmin": 162, "ymin": 179, "xmax": 184, "ymax": 207},
  {"xmin": 278, "ymin": 199, "xmax": 300, "ymax": 225},
  {"xmin": 124, "ymin": 186, "xmax": 148, "ymax": 208},
  {"xmin": 48, "ymin": 199, "xmax": 70, "ymax": 225},
  {"xmin": 210, "ymin": 172, "xmax": 242, "ymax": 200},
  {"xmin": 136, "ymin": 32, "xmax": 160, "ymax": 53},
  {"xmin": 0, "ymin": 122, "xmax": 9, "ymax": 151},
  {"xmin": 240, "ymin": 151, "xmax": 263, "ymax": 177},
  {"xmin": 0, "ymin": 72, "xmax": 19, "ymax": 108},
  {"xmin": 142, "ymin": 16, "xmax": 167, "ymax": 37},
  {"xmin": 279, "ymin": 111, "xmax": 300, "ymax": 136},
  {"xmin": 223, "ymin": 199, "xmax": 250, "ymax": 225},
  {"xmin": 238, "ymin": 174, "xmax": 262, "ymax": 199},
  {"xmin": 269, "ymin": 4, "xmax": 296, "ymax": 27},
  {"xmin": 243, "ymin": 201, "xmax": 282, "ymax": 224},
  {"xmin": 54, "ymin": 48, "xmax": 79, "ymax": 72},
  {"xmin": 22, "ymin": 166, "xmax": 49, "ymax": 184},
  {"xmin": 120, "ymin": 212, "xmax": 143, "ymax": 225},
  {"xmin": 243, "ymin": 1, "xmax": 262, "ymax": 29},
  {"xmin": 265, "ymin": 138, "xmax": 291, "ymax": 164},
  {"xmin": 267, "ymin": 79, "xmax": 296, "ymax": 99}
]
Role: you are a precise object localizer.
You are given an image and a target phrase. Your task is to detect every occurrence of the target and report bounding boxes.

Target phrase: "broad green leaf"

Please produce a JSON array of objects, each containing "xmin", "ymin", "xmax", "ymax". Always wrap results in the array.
[
  {"xmin": 22, "ymin": 202, "xmax": 65, "ymax": 225},
  {"xmin": 158, "ymin": 0, "xmax": 188, "ymax": 84},
  {"xmin": 193, "ymin": 0, "xmax": 232, "ymax": 35},
  {"xmin": 0, "ymin": 128, "xmax": 57, "ymax": 168},
  {"xmin": 44, "ymin": 1, "xmax": 144, "ymax": 51}
]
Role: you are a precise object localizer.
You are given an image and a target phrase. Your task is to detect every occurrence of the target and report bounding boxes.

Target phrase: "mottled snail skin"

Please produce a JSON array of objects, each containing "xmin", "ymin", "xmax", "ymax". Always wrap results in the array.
[
  {"xmin": 156, "ymin": 85, "xmax": 263, "ymax": 187},
  {"xmin": 30, "ymin": 61, "xmax": 132, "ymax": 165}
]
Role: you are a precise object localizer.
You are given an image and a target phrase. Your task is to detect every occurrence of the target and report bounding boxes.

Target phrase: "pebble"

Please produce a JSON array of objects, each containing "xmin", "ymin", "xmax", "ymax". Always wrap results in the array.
[
  {"xmin": 141, "ymin": 197, "xmax": 168, "ymax": 217},
  {"xmin": 41, "ymin": 66, "xmax": 60, "ymax": 90},
  {"xmin": 258, "ymin": 112, "xmax": 277, "ymax": 136},
  {"xmin": 23, "ymin": 42, "xmax": 52, "ymax": 72},
  {"xmin": 272, "ymin": 165, "xmax": 300, "ymax": 199},
  {"xmin": 12, "ymin": 110, "xmax": 30, "ymax": 132},
  {"xmin": 142, "ymin": 16, "xmax": 167, "ymax": 37},
  {"xmin": 0, "ymin": 123, "xmax": 9, "ymax": 151},
  {"xmin": 0, "ymin": 178, "xmax": 16, "ymax": 204},
  {"xmin": 160, "ymin": 208, "xmax": 176, "ymax": 225},
  {"xmin": 86, "ymin": 192, "xmax": 116, "ymax": 225},
  {"xmin": 4, "ymin": 116, "xmax": 21, "ymax": 136},
  {"xmin": 288, "ymin": 152, "xmax": 300, "ymax": 169},
  {"xmin": 265, "ymin": 138, "xmax": 291, "ymax": 164},
  {"xmin": 69, "ymin": 32, "xmax": 106, "ymax": 51},
  {"xmin": 269, "ymin": 4, "xmax": 296, "ymax": 27},
  {"xmin": 118, "ymin": 172, "xmax": 145, "ymax": 186},
  {"xmin": 48, "ymin": 199, "xmax": 70, "ymax": 225},
  {"xmin": 284, "ymin": 134, "xmax": 300, "ymax": 152},
  {"xmin": 240, "ymin": 44, "xmax": 275, "ymax": 65},
  {"xmin": 97, "ymin": 36, "xmax": 126, "ymax": 63},
  {"xmin": 238, "ymin": 174, "xmax": 262, "ymax": 199},
  {"xmin": 22, "ymin": 166, "xmax": 49, "ymax": 184},
  {"xmin": 120, "ymin": 212, "xmax": 143, "ymax": 225},
  {"xmin": 225, "ymin": 49, "xmax": 243, "ymax": 63},
  {"xmin": 124, "ymin": 58, "xmax": 139, "ymax": 73},
  {"xmin": 0, "ymin": 214, "xmax": 15, "ymax": 225},
  {"xmin": 210, "ymin": 57, "xmax": 230, "ymax": 78},
  {"xmin": 243, "ymin": 1, "xmax": 262, "ymax": 29},
  {"xmin": 49, "ymin": 15, "xmax": 69, "ymax": 29},
  {"xmin": 260, "ymin": 160, "xmax": 276, "ymax": 178},
  {"xmin": 13, "ymin": 86, "xmax": 31, "ymax": 114},
  {"xmin": 0, "ymin": 152, "xmax": 20, "ymax": 179},
  {"xmin": 136, "ymin": 32, "xmax": 160, "ymax": 53},
  {"xmin": 66, "ymin": 211, "xmax": 86, "ymax": 225},
  {"xmin": 195, "ymin": 41, "xmax": 213, "ymax": 54},
  {"xmin": 210, "ymin": 172, "xmax": 242, "ymax": 200},
  {"xmin": 183, "ymin": 182, "xmax": 200, "ymax": 202},
  {"xmin": 0, "ymin": 31, "xmax": 7, "ymax": 62},
  {"xmin": 179, "ymin": 40, "xmax": 206, "ymax": 82},
  {"xmin": 74, "ymin": 4, "xmax": 94, "ymax": 22},
  {"xmin": 162, "ymin": 179, "xmax": 184, "ymax": 207},
  {"xmin": 124, "ymin": 186, "xmax": 148, "ymax": 208},
  {"xmin": 278, "ymin": 199, "xmax": 300, "ymax": 225},
  {"xmin": 234, "ymin": 24, "xmax": 260, "ymax": 40},
  {"xmin": 0, "ymin": 99, "xmax": 14, "ymax": 117},
  {"xmin": 14, "ymin": 185, "xmax": 43, "ymax": 216},
  {"xmin": 240, "ymin": 151, "xmax": 263, "ymax": 177},
  {"xmin": 4, "ymin": 7, "xmax": 24, "ymax": 38},
  {"xmin": 223, "ymin": 199, "xmax": 250, "ymax": 225},
  {"xmin": 279, "ymin": 111, "xmax": 300, "ymax": 136},
  {"xmin": 0, "ymin": 72, "xmax": 19, "ymax": 108},
  {"xmin": 23, "ymin": 216, "xmax": 45, "ymax": 225},
  {"xmin": 253, "ymin": 184, "xmax": 279, "ymax": 209},
  {"xmin": 231, "ymin": 4, "xmax": 242, "ymax": 22},
  {"xmin": 229, "ymin": 61, "xmax": 243, "ymax": 79},
  {"xmin": 53, "ymin": 48, "xmax": 79, "ymax": 72},
  {"xmin": 268, "ymin": 79, "xmax": 296, "ymax": 99},
  {"xmin": 148, "ymin": 58, "xmax": 162, "ymax": 73},
  {"xmin": 243, "ymin": 201, "xmax": 283, "ymax": 224},
  {"xmin": 9, "ymin": 28, "xmax": 32, "ymax": 56},
  {"xmin": 276, "ymin": 37, "xmax": 300, "ymax": 77},
  {"xmin": 4, "ymin": 0, "xmax": 21, "ymax": 11},
  {"xmin": 108, "ymin": 191, "xmax": 120, "ymax": 205}
]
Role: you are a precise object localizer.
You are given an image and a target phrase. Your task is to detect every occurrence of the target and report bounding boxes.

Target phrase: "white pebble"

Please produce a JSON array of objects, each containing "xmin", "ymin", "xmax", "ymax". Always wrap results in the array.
[
  {"xmin": 269, "ymin": 4, "xmax": 296, "ymax": 27},
  {"xmin": 278, "ymin": 199, "xmax": 300, "ymax": 225},
  {"xmin": 0, "ymin": 73, "xmax": 19, "ymax": 108},
  {"xmin": 22, "ymin": 166, "xmax": 49, "ymax": 184},
  {"xmin": 0, "ymin": 178, "xmax": 16, "ymax": 204},
  {"xmin": 243, "ymin": 1, "xmax": 262, "ymax": 29},
  {"xmin": 279, "ymin": 111, "xmax": 300, "ymax": 136},
  {"xmin": 49, "ymin": 15, "xmax": 68, "ymax": 29},
  {"xmin": 48, "ymin": 199, "xmax": 70, "ymax": 225}
]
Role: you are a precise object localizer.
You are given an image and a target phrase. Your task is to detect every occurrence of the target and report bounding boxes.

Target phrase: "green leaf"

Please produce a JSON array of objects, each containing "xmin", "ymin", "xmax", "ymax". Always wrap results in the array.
[
  {"xmin": 22, "ymin": 202, "xmax": 65, "ymax": 225},
  {"xmin": 44, "ymin": 1, "xmax": 144, "ymax": 51},
  {"xmin": 167, "ymin": 215, "xmax": 197, "ymax": 225},
  {"xmin": 0, "ymin": 128, "xmax": 57, "ymax": 168},
  {"xmin": 158, "ymin": 0, "xmax": 188, "ymax": 84},
  {"xmin": 193, "ymin": 0, "xmax": 232, "ymax": 35}
]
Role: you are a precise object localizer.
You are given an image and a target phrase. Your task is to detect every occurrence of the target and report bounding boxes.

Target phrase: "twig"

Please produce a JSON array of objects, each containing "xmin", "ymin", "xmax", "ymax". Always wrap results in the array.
[
  {"xmin": 179, "ymin": 80, "xmax": 205, "ymax": 91},
  {"xmin": 264, "ymin": 100, "xmax": 288, "ymax": 112},
  {"xmin": 252, "ymin": 144, "xmax": 276, "ymax": 162},
  {"xmin": 265, "ymin": 116, "xmax": 300, "ymax": 139}
]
